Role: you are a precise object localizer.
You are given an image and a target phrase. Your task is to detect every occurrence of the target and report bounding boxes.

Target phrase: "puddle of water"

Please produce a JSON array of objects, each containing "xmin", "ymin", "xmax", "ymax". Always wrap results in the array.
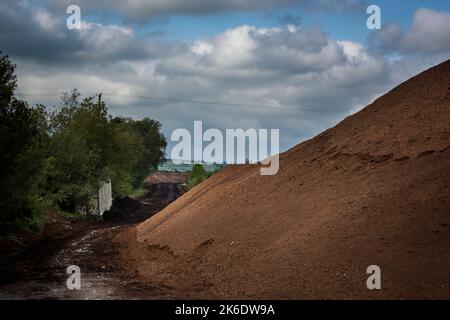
[{"xmin": 0, "ymin": 226, "xmax": 170, "ymax": 300}]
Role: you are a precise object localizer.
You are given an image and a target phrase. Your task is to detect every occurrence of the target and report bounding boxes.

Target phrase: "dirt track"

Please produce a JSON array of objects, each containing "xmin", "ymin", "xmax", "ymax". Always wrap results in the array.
[
  {"xmin": 0, "ymin": 176, "xmax": 186, "ymax": 300},
  {"xmin": 0, "ymin": 223, "xmax": 175, "ymax": 299}
]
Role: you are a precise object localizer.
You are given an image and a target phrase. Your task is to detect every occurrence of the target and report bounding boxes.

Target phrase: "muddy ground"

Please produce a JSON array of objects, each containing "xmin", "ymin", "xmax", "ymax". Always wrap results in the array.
[{"xmin": 0, "ymin": 176, "xmax": 186, "ymax": 300}]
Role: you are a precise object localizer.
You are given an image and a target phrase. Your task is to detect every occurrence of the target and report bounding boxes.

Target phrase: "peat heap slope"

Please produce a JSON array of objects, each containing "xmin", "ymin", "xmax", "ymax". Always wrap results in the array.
[{"xmin": 124, "ymin": 60, "xmax": 450, "ymax": 299}]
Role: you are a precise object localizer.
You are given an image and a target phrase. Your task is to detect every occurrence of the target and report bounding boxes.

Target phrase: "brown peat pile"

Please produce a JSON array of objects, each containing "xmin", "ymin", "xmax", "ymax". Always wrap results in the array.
[{"xmin": 118, "ymin": 60, "xmax": 450, "ymax": 299}]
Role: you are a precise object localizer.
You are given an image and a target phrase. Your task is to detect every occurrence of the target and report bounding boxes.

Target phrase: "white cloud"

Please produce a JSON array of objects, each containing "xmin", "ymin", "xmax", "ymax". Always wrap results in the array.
[
  {"xmin": 5, "ymin": 4, "xmax": 450, "ymax": 155},
  {"xmin": 208, "ymin": 25, "xmax": 258, "ymax": 68},
  {"xmin": 34, "ymin": 9, "xmax": 58, "ymax": 31},
  {"xmin": 372, "ymin": 8, "xmax": 450, "ymax": 55},
  {"xmin": 404, "ymin": 8, "xmax": 450, "ymax": 53},
  {"xmin": 191, "ymin": 41, "xmax": 213, "ymax": 56},
  {"xmin": 14, "ymin": 22, "xmax": 392, "ymax": 153}
]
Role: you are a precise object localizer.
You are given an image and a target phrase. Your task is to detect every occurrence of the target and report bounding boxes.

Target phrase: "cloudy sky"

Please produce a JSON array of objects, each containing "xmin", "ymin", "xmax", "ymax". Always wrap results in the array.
[{"xmin": 1, "ymin": 0, "xmax": 450, "ymax": 160}]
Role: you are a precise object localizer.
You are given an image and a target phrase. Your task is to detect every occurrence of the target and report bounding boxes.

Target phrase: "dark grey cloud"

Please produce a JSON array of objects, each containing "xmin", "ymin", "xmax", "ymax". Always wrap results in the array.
[
  {"xmin": 0, "ymin": 1, "xmax": 183, "ymax": 66},
  {"xmin": 44, "ymin": 0, "xmax": 366, "ymax": 23},
  {"xmin": 2, "ymin": 3, "xmax": 449, "ymax": 156},
  {"xmin": 11, "ymin": 22, "xmax": 392, "ymax": 154},
  {"xmin": 0, "ymin": 2, "xmax": 80, "ymax": 62},
  {"xmin": 297, "ymin": 0, "xmax": 366, "ymax": 13}
]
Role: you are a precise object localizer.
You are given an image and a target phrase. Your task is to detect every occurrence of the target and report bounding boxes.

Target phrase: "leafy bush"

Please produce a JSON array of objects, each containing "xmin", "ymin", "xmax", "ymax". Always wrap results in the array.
[
  {"xmin": 46, "ymin": 90, "xmax": 167, "ymax": 212},
  {"xmin": 0, "ymin": 53, "xmax": 49, "ymax": 230},
  {"xmin": 187, "ymin": 164, "xmax": 218, "ymax": 190},
  {"xmin": 0, "ymin": 53, "xmax": 167, "ymax": 233}
]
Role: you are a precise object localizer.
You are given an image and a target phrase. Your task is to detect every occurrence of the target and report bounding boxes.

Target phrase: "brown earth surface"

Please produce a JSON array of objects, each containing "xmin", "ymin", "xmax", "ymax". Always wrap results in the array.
[
  {"xmin": 144, "ymin": 171, "xmax": 188, "ymax": 185},
  {"xmin": 0, "ymin": 175, "xmax": 187, "ymax": 299},
  {"xmin": 115, "ymin": 59, "xmax": 450, "ymax": 299}
]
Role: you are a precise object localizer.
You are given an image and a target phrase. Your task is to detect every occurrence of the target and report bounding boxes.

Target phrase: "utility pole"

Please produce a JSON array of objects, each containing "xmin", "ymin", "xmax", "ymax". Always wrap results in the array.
[{"xmin": 96, "ymin": 92, "xmax": 103, "ymax": 216}]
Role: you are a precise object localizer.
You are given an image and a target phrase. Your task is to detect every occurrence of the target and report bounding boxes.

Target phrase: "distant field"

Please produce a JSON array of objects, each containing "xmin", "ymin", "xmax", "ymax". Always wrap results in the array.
[{"xmin": 158, "ymin": 160, "xmax": 224, "ymax": 172}]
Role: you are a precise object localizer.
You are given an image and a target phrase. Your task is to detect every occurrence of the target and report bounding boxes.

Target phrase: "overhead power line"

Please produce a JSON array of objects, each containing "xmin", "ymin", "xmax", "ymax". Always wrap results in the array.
[{"xmin": 15, "ymin": 91, "xmax": 341, "ymax": 114}]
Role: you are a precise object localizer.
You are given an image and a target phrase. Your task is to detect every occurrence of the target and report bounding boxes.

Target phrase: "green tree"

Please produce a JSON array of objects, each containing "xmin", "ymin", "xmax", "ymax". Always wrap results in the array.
[
  {"xmin": 129, "ymin": 117, "xmax": 167, "ymax": 187},
  {"xmin": 0, "ymin": 53, "xmax": 48, "ymax": 229},
  {"xmin": 0, "ymin": 52, "xmax": 168, "ymax": 230},
  {"xmin": 47, "ymin": 91, "xmax": 167, "ymax": 211},
  {"xmin": 187, "ymin": 164, "xmax": 215, "ymax": 189},
  {"xmin": 48, "ymin": 93, "xmax": 116, "ymax": 210}
]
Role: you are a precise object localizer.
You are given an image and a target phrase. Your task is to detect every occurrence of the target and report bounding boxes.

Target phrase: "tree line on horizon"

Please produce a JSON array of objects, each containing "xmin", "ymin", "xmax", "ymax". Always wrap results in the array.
[{"xmin": 0, "ymin": 53, "xmax": 167, "ymax": 233}]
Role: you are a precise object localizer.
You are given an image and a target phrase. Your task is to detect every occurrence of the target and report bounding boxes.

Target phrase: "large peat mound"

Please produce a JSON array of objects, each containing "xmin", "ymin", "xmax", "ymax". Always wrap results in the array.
[{"xmin": 118, "ymin": 60, "xmax": 450, "ymax": 299}]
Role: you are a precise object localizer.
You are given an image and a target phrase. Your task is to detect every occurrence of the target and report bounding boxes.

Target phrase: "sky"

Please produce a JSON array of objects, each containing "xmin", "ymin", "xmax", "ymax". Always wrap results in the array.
[{"xmin": 1, "ymin": 0, "xmax": 450, "ymax": 161}]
